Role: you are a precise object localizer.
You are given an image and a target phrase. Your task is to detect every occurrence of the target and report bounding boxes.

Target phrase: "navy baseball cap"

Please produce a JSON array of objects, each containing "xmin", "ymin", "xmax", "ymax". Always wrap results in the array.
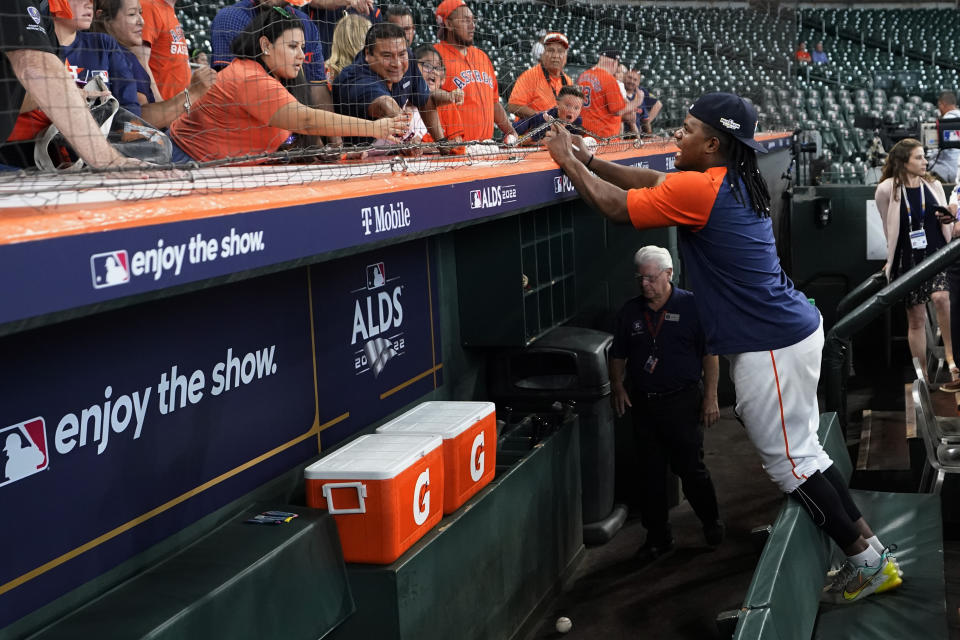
[{"xmin": 689, "ymin": 92, "xmax": 767, "ymax": 154}]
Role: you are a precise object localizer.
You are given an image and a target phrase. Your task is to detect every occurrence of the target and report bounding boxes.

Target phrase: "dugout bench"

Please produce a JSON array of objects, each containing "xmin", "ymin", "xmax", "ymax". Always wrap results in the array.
[
  {"xmin": 720, "ymin": 412, "xmax": 947, "ymax": 640},
  {"xmin": 18, "ymin": 414, "xmax": 582, "ymax": 640},
  {"xmin": 24, "ymin": 505, "xmax": 354, "ymax": 640}
]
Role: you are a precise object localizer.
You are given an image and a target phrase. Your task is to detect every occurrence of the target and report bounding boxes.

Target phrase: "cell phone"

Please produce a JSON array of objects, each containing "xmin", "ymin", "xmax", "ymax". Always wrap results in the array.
[{"xmin": 934, "ymin": 205, "xmax": 956, "ymax": 222}]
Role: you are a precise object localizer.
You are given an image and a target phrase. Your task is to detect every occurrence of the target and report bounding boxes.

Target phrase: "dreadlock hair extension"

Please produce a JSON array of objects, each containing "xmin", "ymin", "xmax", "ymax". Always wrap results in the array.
[{"xmin": 702, "ymin": 123, "xmax": 772, "ymax": 218}]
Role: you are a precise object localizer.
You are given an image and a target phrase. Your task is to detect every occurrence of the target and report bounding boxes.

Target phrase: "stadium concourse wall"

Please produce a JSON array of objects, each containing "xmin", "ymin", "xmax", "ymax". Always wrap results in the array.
[{"xmin": 0, "ymin": 135, "xmax": 790, "ymax": 637}]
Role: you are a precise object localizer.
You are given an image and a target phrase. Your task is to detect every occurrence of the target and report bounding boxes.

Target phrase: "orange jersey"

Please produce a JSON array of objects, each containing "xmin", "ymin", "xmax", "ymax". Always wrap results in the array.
[
  {"xmin": 507, "ymin": 65, "xmax": 571, "ymax": 113},
  {"xmin": 142, "ymin": 0, "xmax": 190, "ymax": 101},
  {"xmin": 423, "ymin": 102, "xmax": 465, "ymax": 154},
  {"xmin": 577, "ymin": 67, "xmax": 625, "ymax": 139},
  {"xmin": 434, "ymin": 41, "xmax": 498, "ymax": 141},
  {"xmin": 169, "ymin": 59, "xmax": 297, "ymax": 162},
  {"xmin": 423, "ymin": 102, "xmax": 465, "ymax": 141}
]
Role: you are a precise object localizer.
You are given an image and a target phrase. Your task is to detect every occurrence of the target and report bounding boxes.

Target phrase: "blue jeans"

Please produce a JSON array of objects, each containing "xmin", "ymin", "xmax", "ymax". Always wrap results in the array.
[{"xmin": 170, "ymin": 138, "xmax": 192, "ymax": 164}]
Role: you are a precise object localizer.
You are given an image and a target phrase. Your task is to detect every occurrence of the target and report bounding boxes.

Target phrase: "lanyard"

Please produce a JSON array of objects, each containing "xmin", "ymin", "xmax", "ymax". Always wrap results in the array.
[
  {"xmin": 540, "ymin": 64, "xmax": 567, "ymax": 99},
  {"xmin": 644, "ymin": 309, "xmax": 666, "ymax": 353},
  {"xmin": 902, "ymin": 184, "xmax": 926, "ymax": 230}
]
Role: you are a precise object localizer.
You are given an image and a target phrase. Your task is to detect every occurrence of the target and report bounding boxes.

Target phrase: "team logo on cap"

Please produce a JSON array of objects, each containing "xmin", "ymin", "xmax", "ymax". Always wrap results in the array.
[
  {"xmin": 27, "ymin": 6, "xmax": 42, "ymax": 23},
  {"xmin": 720, "ymin": 117, "xmax": 741, "ymax": 131}
]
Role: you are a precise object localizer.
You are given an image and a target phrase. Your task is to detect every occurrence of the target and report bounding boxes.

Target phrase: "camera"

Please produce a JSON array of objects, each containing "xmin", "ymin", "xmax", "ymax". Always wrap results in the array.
[{"xmin": 937, "ymin": 117, "xmax": 960, "ymax": 149}]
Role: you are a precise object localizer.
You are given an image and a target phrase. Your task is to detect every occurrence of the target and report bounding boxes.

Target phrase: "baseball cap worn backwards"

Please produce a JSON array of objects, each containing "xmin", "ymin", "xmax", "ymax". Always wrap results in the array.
[
  {"xmin": 689, "ymin": 92, "xmax": 768, "ymax": 154},
  {"xmin": 436, "ymin": 0, "xmax": 466, "ymax": 23}
]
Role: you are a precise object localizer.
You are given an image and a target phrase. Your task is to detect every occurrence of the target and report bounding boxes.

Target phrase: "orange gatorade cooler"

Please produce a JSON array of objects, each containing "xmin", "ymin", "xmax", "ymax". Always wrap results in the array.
[
  {"xmin": 376, "ymin": 401, "xmax": 496, "ymax": 514},
  {"xmin": 304, "ymin": 434, "xmax": 443, "ymax": 564}
]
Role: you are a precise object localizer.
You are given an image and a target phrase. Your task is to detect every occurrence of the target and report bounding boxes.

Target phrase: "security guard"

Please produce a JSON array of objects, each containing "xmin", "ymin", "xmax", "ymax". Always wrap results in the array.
[{"xmin": 610, "ymin": 245, "xmax": 723, "ymax": 560}]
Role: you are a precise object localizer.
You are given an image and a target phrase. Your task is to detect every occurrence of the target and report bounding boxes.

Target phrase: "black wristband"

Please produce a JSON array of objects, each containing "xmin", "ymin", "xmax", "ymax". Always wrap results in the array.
[{"xmin": 586, "ymin": 154, "xmax": 595, "ymax": 168}]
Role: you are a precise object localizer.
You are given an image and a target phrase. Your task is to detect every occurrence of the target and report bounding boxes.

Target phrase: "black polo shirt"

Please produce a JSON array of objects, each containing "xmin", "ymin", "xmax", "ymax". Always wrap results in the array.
[
  {"xmin": 610, "ymin": 286, "xmax": 707, "ymax": 394},
  {"xmin": 0, "ymin": 0, "xmax": 57, "ymax": 144}
]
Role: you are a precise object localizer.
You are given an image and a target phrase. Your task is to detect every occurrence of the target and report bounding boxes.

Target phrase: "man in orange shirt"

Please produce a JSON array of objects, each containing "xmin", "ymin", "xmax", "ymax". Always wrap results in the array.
[
  {"xmin": 506, "ymin": 31, "xmax": 572, "ymax": 120},
  {"xmin": 434, "ymin": 0, "xmax": 516, "ymax": 143},
  {"xmin": 139, "ymin": 0, "xmax": 214, "ymax": 102},
  {"xmin": 577, "ymin": 48, "xmax": 638, "ymax": 140}
]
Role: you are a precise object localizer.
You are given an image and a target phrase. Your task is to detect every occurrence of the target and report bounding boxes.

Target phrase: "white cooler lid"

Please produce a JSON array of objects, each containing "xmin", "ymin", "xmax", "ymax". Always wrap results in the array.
[
  {"xmin": 375, "ymin": 401, "xmax": 495, "ymax": 439},
  {"xmin": 304, "ymin": 433, "xmax": 442, "ymax": 480}
]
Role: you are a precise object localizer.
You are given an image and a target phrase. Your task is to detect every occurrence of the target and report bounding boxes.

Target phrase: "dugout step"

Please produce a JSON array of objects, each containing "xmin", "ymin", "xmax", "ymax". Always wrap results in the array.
[{"xmin": 724, "ymin": 413, "xmax": 948, "ymax": 640}]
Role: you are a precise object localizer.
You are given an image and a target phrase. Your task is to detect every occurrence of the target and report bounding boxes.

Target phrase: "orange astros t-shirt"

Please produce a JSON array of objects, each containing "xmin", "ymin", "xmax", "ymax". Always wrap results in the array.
[
  {"xmin": 508, "ymin": 64, "xmax": 571, "ymax": 114},
  {"xmin": 435, "ymin": 41, "xmax": 498, "ymax": 142},
  {"xmin": 577, "ymin": 67, "xmax": 625, "ymax": 139},
  {"xmin": 142, "ymin": 0, "xmax": 190, "ymax": 101},
  {"xmin": 169, "ymin": 59, "xmax": 297, "ymax": 162}
]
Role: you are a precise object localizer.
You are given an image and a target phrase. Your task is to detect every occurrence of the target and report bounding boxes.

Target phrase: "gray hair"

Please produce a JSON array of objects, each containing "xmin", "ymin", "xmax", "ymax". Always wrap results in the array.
[{"xmin": 633, "ymin": 245, "xmax": 673, "ymax": 272}]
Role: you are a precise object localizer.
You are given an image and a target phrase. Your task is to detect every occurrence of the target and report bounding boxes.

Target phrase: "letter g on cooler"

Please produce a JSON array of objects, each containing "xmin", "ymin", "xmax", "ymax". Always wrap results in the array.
[
  {"xmin": 413, "ymin": 468, "xmax": 430, "ymax": 525},
  {"xmin": 470, "ymin": 432, "xmax": 484, "ymax": 482}
]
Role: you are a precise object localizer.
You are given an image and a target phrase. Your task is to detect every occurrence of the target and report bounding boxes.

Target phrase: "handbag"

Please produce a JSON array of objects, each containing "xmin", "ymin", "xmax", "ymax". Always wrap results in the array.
[{"xmin": 34, "ymin": 75, "xmax": 172, "ymax": 170}]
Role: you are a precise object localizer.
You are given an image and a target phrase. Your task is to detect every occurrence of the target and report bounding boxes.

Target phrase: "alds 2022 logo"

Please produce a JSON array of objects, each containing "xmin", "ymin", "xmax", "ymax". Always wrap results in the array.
[
  {"xmin": 351, "ymin": 262, "xmax": 406, "ymax": 377},
  {"xmin": 469, "ymin": 184, "xmax": 518, "ymax": 210}
]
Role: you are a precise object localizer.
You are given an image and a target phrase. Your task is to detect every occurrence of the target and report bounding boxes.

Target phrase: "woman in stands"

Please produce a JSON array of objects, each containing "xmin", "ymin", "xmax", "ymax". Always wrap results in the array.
[
  {"xmin": 325, "ymin": 13, "xmax": 370, "ymax": 85},
  {"xmin": 93, "ymin": 0, "xmax": 216, "ymax": 129},
  {"xmin": 875, "ymin": 138, "xmax": 955, "ymax": 377},
  {"xmin": 168, "ymin": 6, "xmax": 407, "ymax": 164}
]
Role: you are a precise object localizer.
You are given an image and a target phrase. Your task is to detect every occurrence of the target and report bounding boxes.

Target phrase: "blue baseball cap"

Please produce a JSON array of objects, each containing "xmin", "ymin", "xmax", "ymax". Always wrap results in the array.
[{"xmin": 689, "ymin": 92, "xmax": 767, "ymax": 154}]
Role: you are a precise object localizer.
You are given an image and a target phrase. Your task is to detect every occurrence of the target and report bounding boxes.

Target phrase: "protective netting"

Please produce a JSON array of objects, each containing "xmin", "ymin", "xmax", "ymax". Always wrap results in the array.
[{"xmin": 5, "ymin": 0, "xmax": 958, "ymax": 203}]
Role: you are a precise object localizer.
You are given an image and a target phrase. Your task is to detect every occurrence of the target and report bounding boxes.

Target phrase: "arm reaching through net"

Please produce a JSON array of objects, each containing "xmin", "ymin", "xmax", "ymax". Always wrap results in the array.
[
  {"xmin": 269, "ymin": 100, "xmax": 408, "ymax": 140},
  {"xmin": 7, "ymin": 49, "xmax": 143, "ymax": 168}
]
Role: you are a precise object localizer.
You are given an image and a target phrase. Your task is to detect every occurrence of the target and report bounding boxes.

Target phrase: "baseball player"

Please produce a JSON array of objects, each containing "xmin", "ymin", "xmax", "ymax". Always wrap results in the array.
[{"xmin": 545, "ymin": 92, "xmax": 902, "ymax": 605}]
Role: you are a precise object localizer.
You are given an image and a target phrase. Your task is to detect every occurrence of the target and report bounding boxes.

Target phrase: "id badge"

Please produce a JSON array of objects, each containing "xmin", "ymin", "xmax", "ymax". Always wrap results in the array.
[
  {"xmin": 643, "ymin": 355, "xmax": 658, "ymax": 373},
  {"xmin": 910, "ymin": 228, "xmax": 928, "ymax": 249}
]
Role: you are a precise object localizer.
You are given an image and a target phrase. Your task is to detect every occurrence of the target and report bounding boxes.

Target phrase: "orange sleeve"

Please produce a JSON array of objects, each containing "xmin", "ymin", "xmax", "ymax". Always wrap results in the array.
[
  {"xmin": 604, "ymin": 73, "xmax": 625, "ymax": 114},
  {"xmin": 626, "ymin": 170, "xmax": 723, "ymax": 230}
]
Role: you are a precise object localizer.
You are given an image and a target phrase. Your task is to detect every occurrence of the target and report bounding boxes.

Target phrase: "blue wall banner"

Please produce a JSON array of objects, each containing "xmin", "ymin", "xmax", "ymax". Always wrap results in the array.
[
  {"xmin": 0, "ymin": 269, "xmax": 318, "ymax": 627},
  {"xmin": 0, "ymin": 136, "xmax": 790, "ymax": 330},
  {"xmin": 311, "ymin": 239, "xmax": 443, "ymax": 449}
]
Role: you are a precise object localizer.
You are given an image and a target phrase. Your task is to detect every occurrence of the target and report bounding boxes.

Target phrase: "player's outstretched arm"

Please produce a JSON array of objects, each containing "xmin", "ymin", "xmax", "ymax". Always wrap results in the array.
[
  {"xmin": 588, "ymin": 153, "xmax": 666, "ymax": 191},
  {"xmin": 544, "ymin": 125, "xmax": 664, "ymax": 190},
  {"xmin": 546, "ymin": 123, "xmax": 630, "ymax": 223}
]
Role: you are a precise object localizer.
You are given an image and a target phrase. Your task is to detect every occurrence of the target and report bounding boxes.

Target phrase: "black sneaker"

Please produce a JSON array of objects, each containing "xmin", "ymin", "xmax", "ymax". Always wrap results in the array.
[
  {"xmin": 634, "ymin": 535, "xmax": 675, "ymax": 564},
  {"xmin": 703, "ymin": 520, "xmax": 725, "ymax": 547}
]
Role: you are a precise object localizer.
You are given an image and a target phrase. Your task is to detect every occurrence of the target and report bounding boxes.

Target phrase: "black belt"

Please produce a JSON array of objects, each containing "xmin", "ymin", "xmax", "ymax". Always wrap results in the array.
[{"xmin": 639, "ymin": 383, "xmax": 698, "ymax": 400}]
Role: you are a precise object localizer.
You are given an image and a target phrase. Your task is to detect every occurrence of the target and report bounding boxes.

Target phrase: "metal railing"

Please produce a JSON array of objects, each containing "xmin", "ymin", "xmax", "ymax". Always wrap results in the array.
[{"xmin": 823, "ymin": 240, "xmax": 960, "ymax": 432}]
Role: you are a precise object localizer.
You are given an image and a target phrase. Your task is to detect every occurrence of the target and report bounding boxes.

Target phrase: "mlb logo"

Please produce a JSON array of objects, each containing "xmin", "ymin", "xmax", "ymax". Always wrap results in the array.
[
  {"xmin": 553, "ymin": 177, "xmax": 563, "ymax": 193},
  {"xmin": 469, "ymin": 190, "xmax": 482, "ymax": 209},
  {"xmin": 946, "ymin": 130, "xmax": 960, "ymax": 142},
  {"xmin": 90, "ymin": 250, "xmax": 130, "ymax": 289},
  {"xmin": 1, "ymin": 418, "xmax": 48, "ymax": 488},
  {"xmin": 366, "ymin": 262, "xmax": 386, "ymax": 289}
]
